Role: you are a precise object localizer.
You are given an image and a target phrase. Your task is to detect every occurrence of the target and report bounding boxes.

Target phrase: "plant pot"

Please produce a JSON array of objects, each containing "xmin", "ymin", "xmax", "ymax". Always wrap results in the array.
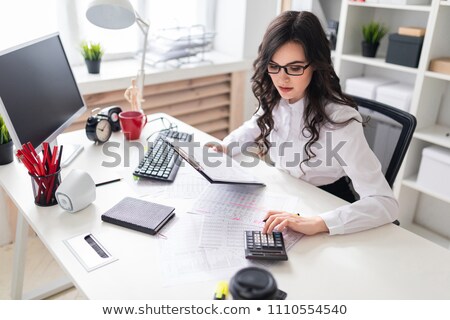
[
  {"xmin": 362, "ymin": 41, "xmax": 379, "ymax": 58},
  {"xmin": 85, "ymin": 59, "xmax": 101, "ymax": 74},
  {"xmin": 0, "ymin": 140, "xmax": 14, "ymax": 165}
]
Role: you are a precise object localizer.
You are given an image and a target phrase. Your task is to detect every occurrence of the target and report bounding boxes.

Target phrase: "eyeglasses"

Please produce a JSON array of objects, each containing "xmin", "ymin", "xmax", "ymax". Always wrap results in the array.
[{"xmin": 267, "ymin": 63, "xmax": 311, "ymax": 76}]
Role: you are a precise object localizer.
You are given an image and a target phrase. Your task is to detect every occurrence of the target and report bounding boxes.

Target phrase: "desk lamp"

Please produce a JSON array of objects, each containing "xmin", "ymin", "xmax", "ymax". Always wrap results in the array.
[{"xmin": 86, "ymin": 0, "xmax": 149, "ymax": 96}]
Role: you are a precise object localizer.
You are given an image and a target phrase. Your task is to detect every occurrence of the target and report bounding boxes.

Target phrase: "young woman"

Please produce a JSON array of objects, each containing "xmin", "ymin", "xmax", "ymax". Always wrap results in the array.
[{"xmin": 216, "ymin": 11, "xmax": 398, "ymax": 236}]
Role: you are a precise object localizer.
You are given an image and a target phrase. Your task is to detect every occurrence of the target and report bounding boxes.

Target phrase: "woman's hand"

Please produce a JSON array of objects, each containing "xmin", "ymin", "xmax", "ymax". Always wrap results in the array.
[
  {"xmin": 205, "ymin": 142, "xmax": 227, "ymax": 154},
  {"xmin": 262, "ymin": 210, "xmax": 329, "ymax": 236}
]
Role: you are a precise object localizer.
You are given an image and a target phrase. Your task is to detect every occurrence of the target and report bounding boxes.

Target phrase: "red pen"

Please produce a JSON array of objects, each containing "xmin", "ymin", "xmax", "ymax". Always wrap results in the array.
[
  {"xmin": 46, "ymin": 145, "xmax": 62, "ymax": 204},
  {"xmin": 19, "ymin": 148, "xmax": 40, "ymax": 175},
  {"xmin": 50, "ymin": 146, "xmax": 58, "ymax": 173},
  {"xmin": 22, "ymin": 143, "xmax": 44, "ymax": 176},
  {"xmin": 29, "ymin": 142, "xmax": 45, "ymax": 176},
  {"xmin": 42, "ymin": 142, "xmax": 50, "ymax": 173},
  {"xmin": 16, "ymin": 150, "xmax": 35, "ymax": 174}
]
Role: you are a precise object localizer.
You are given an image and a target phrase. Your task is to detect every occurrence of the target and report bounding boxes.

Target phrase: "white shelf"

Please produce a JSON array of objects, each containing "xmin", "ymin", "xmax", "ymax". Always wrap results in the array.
[
  {"xmin": 341, "ymin": 54, "xmax": 419, "ymax": 74},
  {"xmin": 425, "ymin": 70, "xmax": 450, "ymax": 81},
  {"xmin": 404, "ymin": 222, "xmax": 450, "ymax": 249},
  {"xmin": 337, "ymin": 0, "xmax": 450, "ymax": 249},
  {"xmin": 414, "ymin": 124, "xmax": 450, "ymax": 148},
  {"xmin": 348, "ymin": 1, "xmax": 432, "ymax": 12},
  {"xmin": 403, "ymin": 175, "xmax": 450, "ymax": 204}
]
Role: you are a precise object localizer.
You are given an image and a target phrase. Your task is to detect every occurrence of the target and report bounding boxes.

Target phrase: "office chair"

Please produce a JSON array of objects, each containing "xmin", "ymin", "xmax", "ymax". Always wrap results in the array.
[
  {"xmin": 351, "ymin": 95, "xmax": 417, "ymax": 188},
  {"xmin": 320, "ymin": 95, "xmax": 417, "ymax": 226}
]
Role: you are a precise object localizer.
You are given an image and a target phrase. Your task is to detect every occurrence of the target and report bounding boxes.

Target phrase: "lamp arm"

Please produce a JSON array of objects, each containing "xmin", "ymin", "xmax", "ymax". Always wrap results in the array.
[{"xmin": 135, "ymin": 12, "xmax": 150, "ymax": 102}]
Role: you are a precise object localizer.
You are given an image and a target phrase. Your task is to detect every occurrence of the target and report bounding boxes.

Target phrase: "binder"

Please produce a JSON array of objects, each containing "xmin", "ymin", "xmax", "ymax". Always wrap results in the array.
[{"xmin": 101, "ymin": 197, "xmax": 175, "ymax": 235}]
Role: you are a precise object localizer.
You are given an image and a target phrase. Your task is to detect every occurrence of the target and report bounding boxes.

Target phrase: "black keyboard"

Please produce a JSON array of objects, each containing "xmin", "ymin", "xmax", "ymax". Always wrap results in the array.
[
  {"xmin": 244, "ymin": 231, "xmax": 288, "ymax": 261},
  {"xmin": 133, "ymin": 130, "xmax": 193, "ymax": 182}
]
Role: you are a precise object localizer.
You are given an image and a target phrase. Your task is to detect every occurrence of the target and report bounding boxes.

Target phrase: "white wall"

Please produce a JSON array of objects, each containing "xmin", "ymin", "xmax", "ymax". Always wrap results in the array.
[
  {"xmin": 242, "ymin": 0, "xmax": 280, "ymax": 120},
  {"xmin": 214, "ymin": 0, "xmax": 247, "ymax": 57},
  {"xmin": 215, "ymin": 0, "xmax": 279, "ymax": 121},
  {"xmin": 291, "ymin": 0, "xmax": 328, "ymax": 29},
  {"xmin": 319, "ymin": 0, "xmax": 341, "ymax": 22}
]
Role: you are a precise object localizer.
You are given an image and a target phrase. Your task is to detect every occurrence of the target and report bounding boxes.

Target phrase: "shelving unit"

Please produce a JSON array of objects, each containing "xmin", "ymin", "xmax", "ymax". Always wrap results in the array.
[
  {"xmin": 333, "ymin": 0, "xmax": 450, "ymax": 249},
  {"xmin": 340, "ymin": 54, "xmax": 419, "ymax": 74},
  {"xmin": 414, "ymin": 125, "xmax": 450, "ymax": 148},
  {"xmin": 346, "ymin": 2, "xmax": 431, "ymax": 12},
  {"xmin": 426, "ymin": 70, "xmax": 450, "ymax": 81}
]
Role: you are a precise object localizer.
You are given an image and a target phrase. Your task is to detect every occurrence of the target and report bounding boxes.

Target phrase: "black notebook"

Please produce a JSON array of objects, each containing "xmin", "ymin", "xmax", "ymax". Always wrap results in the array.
[{"xmin": 101, "ymin": 197, "xmax": 175, "ymax": 235}]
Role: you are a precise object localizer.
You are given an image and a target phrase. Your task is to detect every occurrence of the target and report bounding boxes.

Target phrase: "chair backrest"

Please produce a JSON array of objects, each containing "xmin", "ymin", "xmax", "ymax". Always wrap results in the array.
[{"xmin": 350, "ymin": 95, "xmax": 417, "ymax": 187}]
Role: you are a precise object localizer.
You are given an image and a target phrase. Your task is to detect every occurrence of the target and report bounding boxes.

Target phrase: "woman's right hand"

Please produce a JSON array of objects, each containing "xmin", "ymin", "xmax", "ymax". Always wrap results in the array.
[
  {"xmin": 262, "ymin": 210, "xmax": 329, "ymax": 236},
  {"xmin": 205, "ymin": 142, "xmax": 227, "ymax": 154}
]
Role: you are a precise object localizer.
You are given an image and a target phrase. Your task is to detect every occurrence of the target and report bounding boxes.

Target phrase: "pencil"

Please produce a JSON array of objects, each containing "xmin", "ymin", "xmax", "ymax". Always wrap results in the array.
[{"xmin": 95, "ymin": 178, "xmax": 122, "ymax": 187}]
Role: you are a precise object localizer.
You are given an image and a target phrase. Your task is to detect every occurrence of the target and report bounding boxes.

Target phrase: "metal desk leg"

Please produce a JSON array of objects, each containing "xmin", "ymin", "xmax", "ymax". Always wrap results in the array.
[{"xmin": 11, "ymin": 210, "xmax": 73, "ymax": 300}]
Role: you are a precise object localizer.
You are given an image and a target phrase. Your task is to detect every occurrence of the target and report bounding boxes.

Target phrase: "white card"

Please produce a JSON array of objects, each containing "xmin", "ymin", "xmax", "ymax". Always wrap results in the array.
[{"xmin": 64, "ymin": 233, "xmax": 117, "ymax": 272}]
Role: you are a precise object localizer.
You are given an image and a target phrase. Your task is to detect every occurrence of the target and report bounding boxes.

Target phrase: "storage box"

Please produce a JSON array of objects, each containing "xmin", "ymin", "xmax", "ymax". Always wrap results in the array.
[
  {"xmin": 375, "ymin": 82, "xmax": 414, "ymax": 112},
  {"xmin": 398, "ymin": 26, "xmax": 426, "ymax": 37},
  {"xmin": 345, "ymin": 77, "xmax": 396, "ymax": 99},
  {"xmin": 417, "ymin": 146, "xmax": 450, "ymax": 199},
  {"xmin": 386, "ymin": 33, "xmax": 424, "ymax": 68},
  {"xmin": 429, "ymin": 57, "xmax": 450, "ymax": 75}
]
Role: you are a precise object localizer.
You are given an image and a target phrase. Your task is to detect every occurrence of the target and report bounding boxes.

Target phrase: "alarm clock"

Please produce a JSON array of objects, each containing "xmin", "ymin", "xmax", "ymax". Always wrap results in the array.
[
  {"xmin": 85, "ymin": 113, "xmax": 112, "ymax": 143},
  {"xmin": 98, "ymin": 106, "xmax": 122, "ymax": 132}
]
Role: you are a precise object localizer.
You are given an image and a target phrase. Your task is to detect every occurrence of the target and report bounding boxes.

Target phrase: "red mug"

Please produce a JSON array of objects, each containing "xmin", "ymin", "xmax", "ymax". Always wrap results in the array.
[{"xmin": 119, "ymin": 111, "xmax": 148, "ymax": 140}]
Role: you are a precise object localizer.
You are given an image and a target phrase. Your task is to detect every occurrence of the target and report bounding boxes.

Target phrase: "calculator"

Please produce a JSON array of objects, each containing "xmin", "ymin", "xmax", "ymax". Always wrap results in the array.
[{"xmin": 244, "ymin": 231, "xmax": 288, "ymax": 261}]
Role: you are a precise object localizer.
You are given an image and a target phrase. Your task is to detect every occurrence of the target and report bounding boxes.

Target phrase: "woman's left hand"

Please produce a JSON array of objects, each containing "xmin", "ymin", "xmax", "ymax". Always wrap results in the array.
[{"xmin": 262, "ymin": 210, "xmax": 329, "ymax": 236}]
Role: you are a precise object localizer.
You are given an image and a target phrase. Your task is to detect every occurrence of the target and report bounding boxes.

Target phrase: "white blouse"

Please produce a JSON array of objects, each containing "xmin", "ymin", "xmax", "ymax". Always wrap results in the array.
[{"xmin": 223, "ymin": 98, "xmax": 399, "ymax": 235}]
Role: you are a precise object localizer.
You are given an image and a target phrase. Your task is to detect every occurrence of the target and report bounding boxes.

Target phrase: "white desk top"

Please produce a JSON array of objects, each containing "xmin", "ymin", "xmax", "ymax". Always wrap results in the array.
[{"xmin": 1, "ymin": 114, "xmax": 450, "ymax": 299}]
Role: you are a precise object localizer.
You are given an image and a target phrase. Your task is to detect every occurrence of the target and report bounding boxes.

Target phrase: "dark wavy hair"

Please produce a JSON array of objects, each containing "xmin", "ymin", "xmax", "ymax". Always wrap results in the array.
[{"xmin": 251, "ymin": 11, "xmax": 358, "ymax": 167}]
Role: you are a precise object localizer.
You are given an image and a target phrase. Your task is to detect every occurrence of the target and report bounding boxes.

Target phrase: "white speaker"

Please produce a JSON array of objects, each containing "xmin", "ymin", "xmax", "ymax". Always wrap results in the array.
[{"xmin": 55, "ymin": 169, "xmax": 96, "ymax": 213}]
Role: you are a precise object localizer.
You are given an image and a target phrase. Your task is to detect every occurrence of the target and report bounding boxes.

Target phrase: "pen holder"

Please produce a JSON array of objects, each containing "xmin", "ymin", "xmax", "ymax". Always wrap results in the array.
[{"xmin": 29, "ymin": 169, "xmax": 61, "ymax": 206}]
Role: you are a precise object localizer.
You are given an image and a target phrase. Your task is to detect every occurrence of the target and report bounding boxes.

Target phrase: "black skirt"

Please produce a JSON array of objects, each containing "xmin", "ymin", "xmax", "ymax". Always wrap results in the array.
[{"xmin": 318, "ymin": 176, "xmax": 357, "ymax": 203}]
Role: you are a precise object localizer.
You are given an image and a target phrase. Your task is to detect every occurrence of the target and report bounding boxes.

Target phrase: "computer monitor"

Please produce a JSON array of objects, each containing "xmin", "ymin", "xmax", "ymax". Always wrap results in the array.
[{"xmin": 0, "ymin": 33, "xmax": 87, "ymax": 166}]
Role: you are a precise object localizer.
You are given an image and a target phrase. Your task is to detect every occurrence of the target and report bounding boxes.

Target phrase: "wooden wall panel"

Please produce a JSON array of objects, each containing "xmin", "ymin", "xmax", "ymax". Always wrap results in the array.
[
  {"xmin": 229, "ymin": 71, "xmax": 246, "ymax": 131},
  {"xmin": 67, "ymin": 72, "xmax": 244, "ymax": 139},
  {"xmin": 148, "ymin": 94, "xmax": 230, "ymax": 117},
  {"xmin": 143, "ymin": 83, "xmax": 230, "ymax": 109}
]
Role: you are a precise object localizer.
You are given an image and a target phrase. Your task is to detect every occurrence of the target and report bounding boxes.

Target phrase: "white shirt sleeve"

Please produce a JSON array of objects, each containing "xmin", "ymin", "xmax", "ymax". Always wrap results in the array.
[
  {"xmin": 222, "ymin": 112, "xmax": 262, "ymax": 156},
  {"xmin": 319, "ymin": 119, "xmax": 399, "ymax": 235}
]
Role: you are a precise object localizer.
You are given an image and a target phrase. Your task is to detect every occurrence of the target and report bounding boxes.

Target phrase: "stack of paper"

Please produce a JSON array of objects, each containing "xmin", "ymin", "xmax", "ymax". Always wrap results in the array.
[{"xmin": 158, "ymin": 184, "xmax": 303, "ymax": 287}]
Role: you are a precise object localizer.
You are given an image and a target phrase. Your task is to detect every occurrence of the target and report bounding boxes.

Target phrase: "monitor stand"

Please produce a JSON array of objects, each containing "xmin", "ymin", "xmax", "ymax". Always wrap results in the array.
[{"xmin": 59, "ymin": 144, "xmax": 84, "ymax": 168}]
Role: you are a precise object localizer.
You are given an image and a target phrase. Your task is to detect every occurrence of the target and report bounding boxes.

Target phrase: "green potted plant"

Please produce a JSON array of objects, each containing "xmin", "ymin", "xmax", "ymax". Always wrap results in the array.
[
  {"xmin": 0, "ymin": 114, "xmax": 13, "ymax": 165},
  {"xmin": 81, "ymin": 41, "xmax": 104, "ymax": 74},
  {"xmin": 361, "ymin": 21, "xmax": 388, "ymax": 58}
]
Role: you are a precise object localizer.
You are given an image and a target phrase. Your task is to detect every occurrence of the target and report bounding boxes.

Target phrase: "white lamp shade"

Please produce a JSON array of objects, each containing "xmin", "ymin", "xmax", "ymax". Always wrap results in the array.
[{"xmin": 86, "ymin": 0, "xmax": 136, "ymax": 30}]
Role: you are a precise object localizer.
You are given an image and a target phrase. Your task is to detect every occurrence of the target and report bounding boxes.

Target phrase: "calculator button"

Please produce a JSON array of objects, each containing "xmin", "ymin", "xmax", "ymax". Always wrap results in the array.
[{"xmin": 261, "ymin": 236, "xmax": 268, "ymax": 246}]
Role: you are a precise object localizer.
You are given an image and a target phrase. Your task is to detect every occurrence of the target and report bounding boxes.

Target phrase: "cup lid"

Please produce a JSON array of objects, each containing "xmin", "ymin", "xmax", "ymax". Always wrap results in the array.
[{"xmin": 229, "ymin": 267, "xmax": 279, "ymax": 300}]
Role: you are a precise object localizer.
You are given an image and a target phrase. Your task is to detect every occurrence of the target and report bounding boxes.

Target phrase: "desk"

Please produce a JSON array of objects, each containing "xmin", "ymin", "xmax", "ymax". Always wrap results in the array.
[{"xmin": 1, "ymin": 113, "xmax": 450, "ymax": 299}]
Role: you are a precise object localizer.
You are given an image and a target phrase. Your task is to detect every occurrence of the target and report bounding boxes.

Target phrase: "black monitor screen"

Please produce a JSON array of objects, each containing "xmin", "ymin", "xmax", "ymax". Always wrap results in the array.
[{"xmin": 0, "ymin": 34, "xmax": 85, "ymax": 150}]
